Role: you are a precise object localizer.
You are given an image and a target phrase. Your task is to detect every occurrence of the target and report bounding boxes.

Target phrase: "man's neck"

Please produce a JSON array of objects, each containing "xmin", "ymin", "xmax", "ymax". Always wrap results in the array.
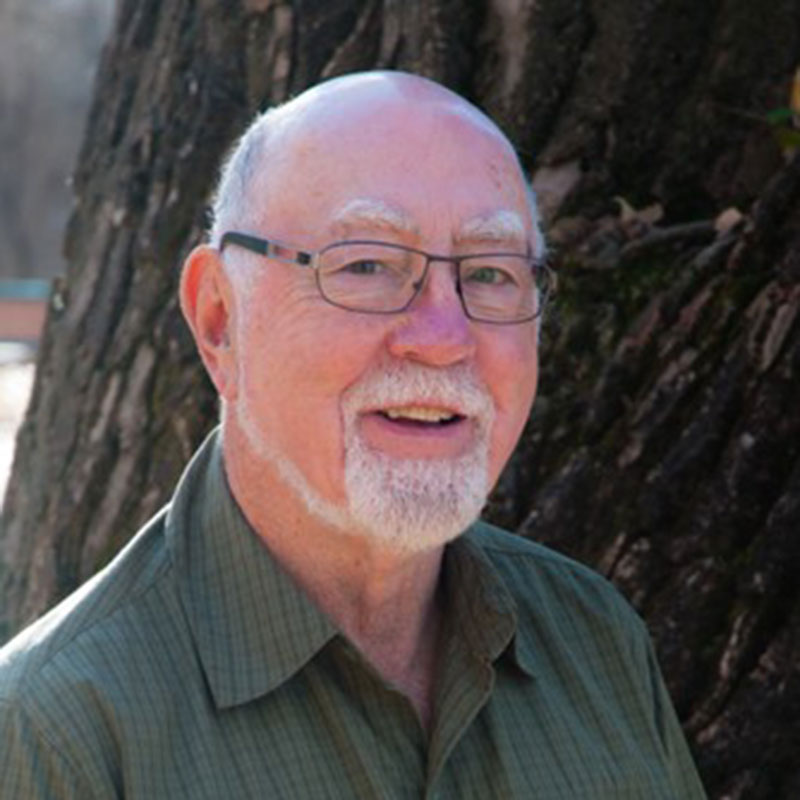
[
  {"xmin": 222, "ymin": 425, "xmax": 446, "ymax": 730},
  {"xmin": 307, "ymin": 542, "xmax": 445, "ymax": 731}
]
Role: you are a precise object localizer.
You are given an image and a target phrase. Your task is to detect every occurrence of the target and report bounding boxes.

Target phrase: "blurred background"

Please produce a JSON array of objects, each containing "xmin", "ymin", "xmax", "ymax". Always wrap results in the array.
[{"xmin": 0, "ymin": 0, "xmax": 112, "ymax": 504}]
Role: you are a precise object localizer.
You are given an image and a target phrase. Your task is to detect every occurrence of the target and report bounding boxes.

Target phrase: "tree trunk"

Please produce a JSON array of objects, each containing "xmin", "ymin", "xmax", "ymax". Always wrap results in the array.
[{"xmin": 2, "ymin": 1, "xmax": 799, "ymax": 796}]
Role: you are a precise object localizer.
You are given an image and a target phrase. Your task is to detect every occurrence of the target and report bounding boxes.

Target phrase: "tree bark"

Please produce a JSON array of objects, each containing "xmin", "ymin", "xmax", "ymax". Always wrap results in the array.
[{"xmin": 2, "ymin": 1, "xmax": 799, "ymax": 796}]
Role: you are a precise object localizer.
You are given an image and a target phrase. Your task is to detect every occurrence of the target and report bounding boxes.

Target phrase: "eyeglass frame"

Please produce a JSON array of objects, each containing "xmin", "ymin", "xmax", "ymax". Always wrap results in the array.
[{"xmin": 218, "ymin": 230, "xmax": 554, "ymax": 325}]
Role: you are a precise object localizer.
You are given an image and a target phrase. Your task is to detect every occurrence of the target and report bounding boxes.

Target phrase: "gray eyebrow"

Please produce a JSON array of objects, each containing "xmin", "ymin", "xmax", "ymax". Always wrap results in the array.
[
  {"xmin": 454, "ymin": 210, "xmax": 527, "ymax": 247},
  {"xmin": 331, "ymin": 198, "xmax": 419, "ymax": 237}
]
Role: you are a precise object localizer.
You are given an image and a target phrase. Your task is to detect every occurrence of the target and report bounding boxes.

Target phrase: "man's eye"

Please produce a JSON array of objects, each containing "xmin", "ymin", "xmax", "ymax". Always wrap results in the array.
[
  {"xmin": 465, "ymin": 266, "xmax": 511, "ymax": 285},
  {"xmin": 342, "ymin": 259, "xmax": 385, "ymax": 275}
]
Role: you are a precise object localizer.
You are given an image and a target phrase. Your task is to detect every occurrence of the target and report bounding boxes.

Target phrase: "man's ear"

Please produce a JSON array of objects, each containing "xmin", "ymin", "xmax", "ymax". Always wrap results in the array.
[{"xmin": 180, "ymin": 245, "xmax": 239, "ymax": 401}]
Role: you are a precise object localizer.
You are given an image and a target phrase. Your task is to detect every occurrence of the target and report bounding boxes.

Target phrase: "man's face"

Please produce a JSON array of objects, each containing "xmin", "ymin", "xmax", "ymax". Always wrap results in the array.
[{"xmin": 225, "ymin": 80, "xmax": 540, "ymax": 551}]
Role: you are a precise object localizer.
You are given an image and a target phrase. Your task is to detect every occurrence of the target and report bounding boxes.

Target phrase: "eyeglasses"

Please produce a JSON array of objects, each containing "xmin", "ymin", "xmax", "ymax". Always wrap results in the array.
[{"xmin": 219, "ymin": 231, "xmax": 554, "ymax": 324}]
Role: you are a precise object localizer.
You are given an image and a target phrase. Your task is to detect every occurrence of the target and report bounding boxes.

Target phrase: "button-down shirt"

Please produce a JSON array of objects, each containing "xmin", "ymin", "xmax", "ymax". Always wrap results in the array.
[{"xmin": 0, "ymin": 431, "xmax": 706, "ymax": 798}]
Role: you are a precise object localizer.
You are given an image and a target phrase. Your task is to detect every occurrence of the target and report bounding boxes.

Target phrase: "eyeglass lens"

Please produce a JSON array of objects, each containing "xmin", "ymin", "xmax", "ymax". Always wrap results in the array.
[{"xmin": 318, "ymin": 242, "xmax": 543, "ymax": 322}]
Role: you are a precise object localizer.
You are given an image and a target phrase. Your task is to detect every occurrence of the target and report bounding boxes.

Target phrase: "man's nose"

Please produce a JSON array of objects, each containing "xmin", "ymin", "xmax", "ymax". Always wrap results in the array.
[{"xmin": 386, "ymin": 261, "xmax": 477, "ymax": 366}]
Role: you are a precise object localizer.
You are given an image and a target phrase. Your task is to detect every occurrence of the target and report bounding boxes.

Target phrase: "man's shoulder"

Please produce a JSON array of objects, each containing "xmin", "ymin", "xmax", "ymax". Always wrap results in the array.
[
  {"xmin": 466, "ymin": 520, "xmax": 645, "ymax": 634},
  {"xmin": 0, "ymin": 506, "xmax": 173, "ymax": 705}
]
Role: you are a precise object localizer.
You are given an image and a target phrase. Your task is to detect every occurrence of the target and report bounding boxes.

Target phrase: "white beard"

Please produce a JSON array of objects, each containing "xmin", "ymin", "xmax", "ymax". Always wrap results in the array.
[
  {"xmin": 236, "ymin": 361, "xmax": 495, "ymax": 554},
  {"xmin": 339, "ymin": 361, "xmax": 494, "ymax": 552}
]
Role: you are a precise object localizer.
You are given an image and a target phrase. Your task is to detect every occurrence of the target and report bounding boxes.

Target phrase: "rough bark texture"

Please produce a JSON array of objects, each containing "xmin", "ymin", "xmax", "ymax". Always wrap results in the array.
[{"xmin": 2, "ymin": 1, "xmax": 799, "ymax": 796}]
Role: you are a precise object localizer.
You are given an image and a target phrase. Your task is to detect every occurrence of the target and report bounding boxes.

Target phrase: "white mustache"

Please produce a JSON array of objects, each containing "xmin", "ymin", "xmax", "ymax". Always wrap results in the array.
[{"xmin": 342, "ymin": 361, "xmax": 494, "ymax": 424}]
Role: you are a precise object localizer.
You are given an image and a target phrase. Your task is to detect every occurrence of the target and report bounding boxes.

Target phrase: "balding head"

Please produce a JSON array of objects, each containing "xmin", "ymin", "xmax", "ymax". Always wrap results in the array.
[{"xmin": 209, "ymin": 71, "xmax": 543, "ymax": 260}]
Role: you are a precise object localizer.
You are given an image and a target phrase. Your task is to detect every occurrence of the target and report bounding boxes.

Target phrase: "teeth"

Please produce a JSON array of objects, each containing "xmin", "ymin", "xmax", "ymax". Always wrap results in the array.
[{"xmin": 384, "ymin": 406, "xmax": 457, "ymax": 423}]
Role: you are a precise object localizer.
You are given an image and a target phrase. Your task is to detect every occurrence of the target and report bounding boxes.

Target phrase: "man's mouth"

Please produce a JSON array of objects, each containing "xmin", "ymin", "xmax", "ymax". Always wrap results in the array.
[
  {"xmin": 377, "ymin": 405, "xmax": 464, "ymax": 426},
  {"xmin": 356, "ymin": 401, "xmax": 478, "ymax": 459}
]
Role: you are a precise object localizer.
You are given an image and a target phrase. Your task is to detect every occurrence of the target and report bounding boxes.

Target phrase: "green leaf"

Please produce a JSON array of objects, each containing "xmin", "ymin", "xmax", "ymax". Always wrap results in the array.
[{"xmin": 766, "ymin": 107, "xmax": 796, "ymax": 125}]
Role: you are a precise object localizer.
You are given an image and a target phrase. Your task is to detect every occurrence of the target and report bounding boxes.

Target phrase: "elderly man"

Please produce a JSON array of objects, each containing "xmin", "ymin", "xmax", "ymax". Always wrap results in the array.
[{"xmin": 0, "ymin": 72, "xmax": 705, "ymax": 798}]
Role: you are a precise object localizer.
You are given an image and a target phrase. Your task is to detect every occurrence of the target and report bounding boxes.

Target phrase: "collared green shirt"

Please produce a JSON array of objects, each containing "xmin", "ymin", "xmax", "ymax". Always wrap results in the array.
[{"xmin": 0, "ymin": 432, "xmax": 706, "ymax": 798}]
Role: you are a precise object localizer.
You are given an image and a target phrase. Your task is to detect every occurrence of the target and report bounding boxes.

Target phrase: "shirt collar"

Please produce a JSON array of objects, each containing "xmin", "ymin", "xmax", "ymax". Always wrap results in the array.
[
  {"xmin": 166, "ymin": 429, "xmax": 534, "ymax": 710},
  {"xmin": 166, "ymin": 429, "xmax": 338, "ymax": 710},
  {"xmin": 442, "ymin": 530, "xmax": 537, "ymax": 678}
]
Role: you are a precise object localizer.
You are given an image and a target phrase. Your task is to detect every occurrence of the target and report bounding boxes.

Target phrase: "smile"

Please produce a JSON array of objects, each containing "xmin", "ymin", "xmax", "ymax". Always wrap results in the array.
[
  {"xmin": 379, "ymin": 405, "xmax": 463, "ymax": 425},
  {"xmin": 358, "ymin": 404, "xmax": 473, "ymax": 459}
]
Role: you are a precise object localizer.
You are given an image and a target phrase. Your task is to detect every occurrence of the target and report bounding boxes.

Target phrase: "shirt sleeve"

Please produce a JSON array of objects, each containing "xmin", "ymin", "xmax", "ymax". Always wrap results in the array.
[{"xmin": 0, "ymin": 698, "xmax": 101, "ymax": 800}]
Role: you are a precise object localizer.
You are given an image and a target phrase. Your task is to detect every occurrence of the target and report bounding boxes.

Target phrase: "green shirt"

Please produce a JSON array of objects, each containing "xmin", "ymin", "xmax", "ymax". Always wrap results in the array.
[{"xmin": 0, "ymin": 432, "xmax": 706, "ymax": 799}]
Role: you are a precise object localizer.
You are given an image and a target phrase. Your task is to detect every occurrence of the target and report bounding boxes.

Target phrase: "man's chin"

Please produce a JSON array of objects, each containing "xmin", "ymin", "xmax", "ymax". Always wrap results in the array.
[{"xmin": 343, "ymin": 445, "xmax": 490, "ymax": 554}]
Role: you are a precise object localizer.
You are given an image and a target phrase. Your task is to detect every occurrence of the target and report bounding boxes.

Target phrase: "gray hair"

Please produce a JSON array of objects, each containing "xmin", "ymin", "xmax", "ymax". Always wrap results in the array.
[{"xmin": 208, "ymin": 108, "xmax": 280, "ymax": 248}]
